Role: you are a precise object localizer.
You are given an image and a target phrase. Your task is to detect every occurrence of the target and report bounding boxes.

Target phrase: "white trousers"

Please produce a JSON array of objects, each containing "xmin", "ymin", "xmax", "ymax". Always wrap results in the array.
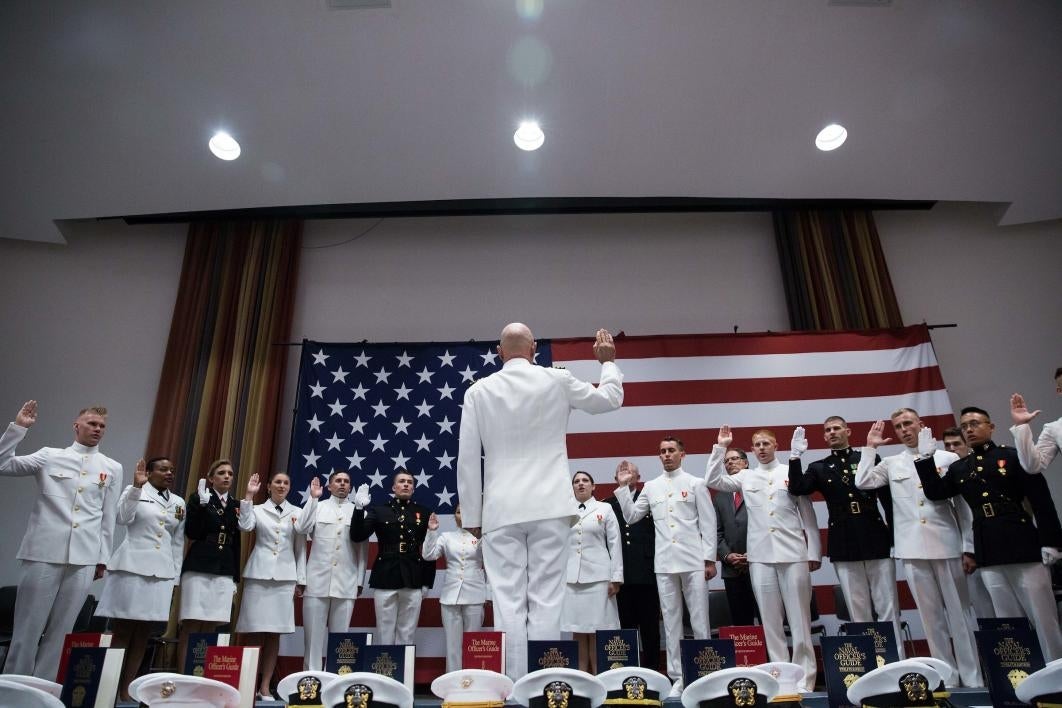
[
  {"xmin": 749, "ymin": 561, "xmax": 816, "ymax": 692},
  {"xmin": 966, "ymin": 569, "xmax": 999, "ymax": 619},
  {"xmin": 902, "ymin": 558, "xmax": 982, "ymax": 687},
  {"xmin": 980, "ymin": 562, "xmax": 1062, "ymax": 662},
  {"xmin": 482, "ymin": 518, "xmax": 569, "ymax": 679},
  {"xmin": 4, "ymin": 561, "xmax": 93, "ymax": 679},
  {"xmin": 302, "ymin": 596, "xmax": 354, "ymax": 671},
  {"xmin": 657, "ymin": 570, "xmax": 708, "ymax": 683},
  {"xmin": 373, "ymin": 588, "xmax": 424, "ymax": 646},
  {"xmin": 835, "ymin": 558, "xmax": 905, "ymax": 659},
  {"xmin": 441, "ymin": 603, "xmax": 485, "ymax": 672}
]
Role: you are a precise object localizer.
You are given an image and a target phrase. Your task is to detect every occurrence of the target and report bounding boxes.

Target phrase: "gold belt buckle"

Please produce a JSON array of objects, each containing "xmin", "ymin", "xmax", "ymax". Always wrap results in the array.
[
  {"xmin": 850, "ymin": 501, "xmax": 861, "ymax": 514},
  {"xmin": 982, "ymin": 503, "xmax": 994, "ymax": 518},
  {"xmin": 216, "ymin": 531, "xmax": 227, "ymax": 546},
  {"xmin": 399, "ymin": 541, "xmax": 408, "ymax": 553}
]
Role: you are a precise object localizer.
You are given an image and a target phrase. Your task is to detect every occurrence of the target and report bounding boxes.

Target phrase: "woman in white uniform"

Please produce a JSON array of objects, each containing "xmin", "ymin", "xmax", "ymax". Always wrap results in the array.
[
  {"xmin": 561, "ymin": 470, "xmax": 623, "ymax": 672},
  {"xmin": 421, "ymin": 503, "xmax": 488, "ymax": 672},
  {"xmin": 95, "ymin": 457, "xmax": 185, "ymax": 702},
  {"xmin": 235, "ymin": 471, "xmax": 320, "ymax": 699},
  {"xmin": 177, "ymin": 459, "xmax": 241, "ymax": 666}
]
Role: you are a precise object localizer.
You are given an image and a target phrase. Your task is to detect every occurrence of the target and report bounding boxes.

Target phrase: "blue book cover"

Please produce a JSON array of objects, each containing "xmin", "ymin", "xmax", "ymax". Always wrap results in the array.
[
  {"xmin": 842, "ymin": 621, "xmax": 899, "ymax": 665},
  {"xmin": 182, "ymin": 632, "xmax": 229, "ymax": 676},
  {"xmin": 60, "ymin": 646, "xmax": 123, "ymax": 708},
  {"xmin": 361, "ymin": 644, "xmax": 415, "ymax": 692},
  {"xmin": 977, "ymin": 616, "xmax": 1033, "ymax": 633},
  {"xmin": 595, "ymin": 628, "xmax": 640, "ymax": 672},
  {"xmin": 820, "ymin": 635, "xmax": 876, "ymax": 708},
  {"xmin": 527, "ymin": 640, "xmax": 579, "ymax": 673},
  {"xmin": 679, "ymin": 638, "xmax": 736, "ymax": 687},
  {"xmin": 326, "ymin": 632, "xmax": 373, "ymax": 674},
  {"xmin": 975, "ymin": 628, "xmax": 1045, "ymax": 708}
]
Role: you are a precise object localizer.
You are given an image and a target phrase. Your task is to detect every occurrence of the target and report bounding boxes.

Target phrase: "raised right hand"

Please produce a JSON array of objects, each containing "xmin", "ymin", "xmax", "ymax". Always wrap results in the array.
[
  {"xmin": 133, "ymin": 458, "xmax": 148, "ymax": 488},
  {"xmin": 353, "ymin": 483, "xmax": 371, "ymax": 509},
  {"xmin": 428, "ymin": 512, "xmax": 439, "ymax": 530},
  {"xmin": 245, "ymin": 473, "xmax": 261, "ymax": 500},
  {"xmin": 15, "ymin": 400, "xmax": 37, "ymax": 428},
  {"xmin": 592, "ymin": 329, "xmax": 616, "ymax": 364},
  {"xmin": 717, "ymin": 424, "xmax": 733, "ymax": 448},
  {"xmin": 615, "ymin": 463, "xmax": 634, "ymax": 487},
  {"xmin": 1010, "ymin": 393, "xmax": 1040, "ymax": 425},
  {"xmin": 866, "ymin": 420, "xmax": 892, "ymax": 448},
  {"xmin": 197, "ymin": 478, "xmax": 211, "ymax": 505},
  {"xmin": 790, "ymin": 426, "xmax": 808, "ymax": 457}
]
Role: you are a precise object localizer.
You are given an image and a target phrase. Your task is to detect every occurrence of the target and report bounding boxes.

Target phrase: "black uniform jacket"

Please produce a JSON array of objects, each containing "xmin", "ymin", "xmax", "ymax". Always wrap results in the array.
[
  {"xmin": 788, "ymin": 448, "xmax": 893, "ymax": 562},
  {"xmin": 604, "ymin": 492, "xmax": 656, "ymax": 585},
  {"xmin": 182, "ymin": 489, "xmax": 242, "ymax": 582},
  {"xmin": 915, "ymin": 440, "xmax": 1062, "ymax": 566},
  {"xmin": 350, "ymin": 497, "xmax": 436, "ymax": 590}
]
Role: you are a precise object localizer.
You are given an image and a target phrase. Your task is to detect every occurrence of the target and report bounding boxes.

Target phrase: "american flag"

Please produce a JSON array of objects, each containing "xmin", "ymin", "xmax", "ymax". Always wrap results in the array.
[{"xmin": 279, "ymin": 325, "xmax": 954, "ymax": 681}]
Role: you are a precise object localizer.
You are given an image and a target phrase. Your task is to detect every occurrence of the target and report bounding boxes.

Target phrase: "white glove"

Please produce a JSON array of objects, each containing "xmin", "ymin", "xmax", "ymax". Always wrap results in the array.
[
  {"xmin": 917, "ymin": 427, "xmax": 937, "ymax": 457},
  {"xmin": 1042, "ymin": 547, "xmax": 1062, "ymax": 565},
  {"xmin": 790, "ymin": 426, "xmax": 808, "ymax": 458},
  {"xmin": 197, "ymin": 478, "xmax": 211, "ymax": 506},
  {"xmin": 353, "ymin": 483, "xmax": 371, "ymax": 510}
]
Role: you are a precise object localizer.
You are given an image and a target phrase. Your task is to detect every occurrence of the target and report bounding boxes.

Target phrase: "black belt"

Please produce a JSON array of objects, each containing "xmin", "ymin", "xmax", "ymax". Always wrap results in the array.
[
  {"xmin": 975, "ymin": 500, "xmax": 1023, "ymax": 519},
  {"xmin": 828, "ymin": 500, "xmax": 871, "ymax": 515},
  {"xmin": 377, "ymin": 542, "xmax": 418, "ymax": 556},
  {"xmin": 204, "ymin": 531, "xmax": 230, "ymax": 547}
]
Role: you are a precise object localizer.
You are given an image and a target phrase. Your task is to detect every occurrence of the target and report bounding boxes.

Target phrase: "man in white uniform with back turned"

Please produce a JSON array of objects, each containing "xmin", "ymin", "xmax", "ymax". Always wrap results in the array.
[
  {"xmin": 0, "ymin": 400, "xmax": 122, "ymax": 679},
  {"xmin": 457, "ymin": 323, "xmax": 623, "ymax": 678}
]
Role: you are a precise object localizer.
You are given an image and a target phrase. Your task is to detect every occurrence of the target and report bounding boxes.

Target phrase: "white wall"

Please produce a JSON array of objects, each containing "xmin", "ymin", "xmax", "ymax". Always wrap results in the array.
[
  {"xmin": 0, "ymin": 203, "xmax": 1059, "ymax": 587},
  {"xmin": 0, "ymin": 220, "xmax": 186, "ymax": 585}
]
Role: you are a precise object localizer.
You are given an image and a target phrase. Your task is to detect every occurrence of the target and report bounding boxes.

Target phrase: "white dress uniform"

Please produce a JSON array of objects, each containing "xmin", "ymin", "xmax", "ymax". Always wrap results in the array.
[
  {"xmin": 1010, "ymin": 420, "xmax": 1061, "ymax": 473},
  {"xmin": 421, "ymin": 527, "xmax": 488, "ymax": 672},
  {"xmin": 235, "ymin": 497, "xmax": 316, "ymax": 633},
  {"xmin": 0, "ymin": 422, "xmax": 122, "ymax": 679},
  {"xmin": 96, "ymin": 483, "xmax": 186, "ymax": 621},
  {"xmin": 615, "ymin": 465, "xmax": 716, "ymax": 684},
  {"xmin": 855, "ymin": 446, "xmax": 982, "ymax": 687},
  {"xmin": 457, "ymin": 356, "xmax": 623, "ymax": 678},
  {"xmin": 705, "ymin": 446, "xmax": 821, "ymax": 692},
  {"xmin": 301, "ymin": 495, "xmax": 367, "ymax": 671},
  {"xmin": 561, "ymin": 499, "xmax": 623, "ymax": 634}
]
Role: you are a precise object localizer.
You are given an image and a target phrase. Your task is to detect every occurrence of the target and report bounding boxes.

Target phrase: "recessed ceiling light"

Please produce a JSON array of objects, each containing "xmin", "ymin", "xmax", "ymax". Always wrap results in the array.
[
  {"xmin": 815, "ymin": 123, "xmax": 847, "ymax": 151},
  {"xmin": 209, "ymin": 131, "xmax": 241, "ymax": 160},
  {"xmin": 513, "ymin": 120, "xmax": 544, "ymax": 151}
]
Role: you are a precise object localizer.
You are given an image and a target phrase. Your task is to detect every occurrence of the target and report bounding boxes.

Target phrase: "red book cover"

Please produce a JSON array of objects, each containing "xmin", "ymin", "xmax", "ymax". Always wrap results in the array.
[
  {"xmin": 462, "ymin": 631, "xmax": 505, "ymax": 672},
  {"xmin": 205, "ymin": 645, "xmax": 260, "ymax": 708},
  {"xmin": 56, "ymin": 632, "xmax": 111, "ymax": 683},
  {"xmin": 719, "ymin": 626, "xmax": 768, "ymax": 666}
]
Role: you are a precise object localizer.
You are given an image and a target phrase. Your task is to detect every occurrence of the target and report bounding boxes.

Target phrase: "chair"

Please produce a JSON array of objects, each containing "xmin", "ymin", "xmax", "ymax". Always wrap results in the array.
[
  {"xmin": 72, "ymin": 595, "xmax": 109, "ymax": 633},
  {"xmin": 833, "ymin": 585, "xmax": 852, "ymax": 622},
  {"xmin": 0, "ymin": 585, "xmax": 18, "ymax": 647},
  {"xmin": 708, "ymin": 591, "xmax": 733, "ymax": 636}
]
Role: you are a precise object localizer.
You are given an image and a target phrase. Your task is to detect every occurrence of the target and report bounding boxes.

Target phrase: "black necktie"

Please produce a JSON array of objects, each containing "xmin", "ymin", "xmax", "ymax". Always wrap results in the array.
[
  {"xmin": 578, "ymin": 503, "xmax": 586, "ymax": 510},
  {"xmin": 275, "ymin": 504, "xmax": 284, "ymax": 513},
  {"xmin": 160, "ymin": 490, "xmax": 169, "ymax": 501}
]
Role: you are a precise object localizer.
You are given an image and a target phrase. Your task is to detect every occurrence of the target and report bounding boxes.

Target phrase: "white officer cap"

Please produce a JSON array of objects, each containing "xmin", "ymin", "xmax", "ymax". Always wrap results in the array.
[
  {"xmin": 431, "ymin": 669, "xmax": 514, "ymax": 705},
  {"xmin": 277, "ymin": 670, "xmax": 339, "ymax": 706},
  {"xmin": 1015, "ymin": 661, "xmax": 1062, "ymax": 707},
  {"xmin": 0, "ymin": 673, "xmax": 63, "ymax": 698},
  {"xmin": 128, "ymin": 674, "xmax": 241, "ymax": 707},
  {"xmin": 888, "ymin": 657, "xmax": 953, "ymax": 695},
  {"xmin": 846, "ymin": 661, "xmax": 942, "ymax": 707},
  {"xmin": 754, "ymin": 662, "xmax": 804, "ymax": 702},
  {"xmin": 680, "ymin": 667, "xmax": 780, "ymax": 707},
  {"xmin": 511, "ymin": 668, "xmax": 607, "ymax": 708},
  {"xmin": 0, "ymin": 679, "xmax": 64, "ymax": 708},
  {"xmin": 321, "ymin": 672, "xmax": 414, "ymax": 708},
  {"xmin": 129, "ymin": 673, "xmax": 183, "ymax": 704},
  {"xmin": 597, "ymin": 666, "xmax": 672, "ymax": 707}
]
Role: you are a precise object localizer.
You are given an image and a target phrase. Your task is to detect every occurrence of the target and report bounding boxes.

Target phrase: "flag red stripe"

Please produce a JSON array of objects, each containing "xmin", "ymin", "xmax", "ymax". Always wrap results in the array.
[
  {"xmin": 620, "ymin": 367, "xmax": 945, "ymax": 406},
  {"xmin": 564, "ymin": 415, "xmax": 957, "ymax": 459},
  {"xmin": 551, "ymin": 327, "xmax": 930, "ymax": 360}
]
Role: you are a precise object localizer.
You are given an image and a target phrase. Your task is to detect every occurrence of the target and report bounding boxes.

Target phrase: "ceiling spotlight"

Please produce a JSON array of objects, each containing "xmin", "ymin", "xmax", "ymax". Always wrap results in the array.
[
  {"xmin": 815, "ymin": 123, "xmax": 847, "ymax": 151},
  {"xmin": 209, "ymin": 131, "xmax": 241, "ymax": 160},
  {"xmin": 513, "ymin": 120, "xmax": 544, "ymax": 151}
]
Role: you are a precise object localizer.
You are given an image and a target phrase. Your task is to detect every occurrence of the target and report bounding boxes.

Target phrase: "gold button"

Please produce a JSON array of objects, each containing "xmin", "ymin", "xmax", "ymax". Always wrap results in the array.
[
  {"xmin": 77, "ymin": 487, "xmax": 83, "ymax": 493},
  {"xmin": 976, "ymin": 466, "xmax": 983, "ymax": 472},
  {"xmin": 155, "ymin": 544, "xmax": 160, "ymax": 549},
  {"xmin": 769, "ymin": 528, "xmax": 775, "ymax": 533},
  {"xmin": 74, "ymin": 505, "xmax": 80, "ymax": 511},
  {"xmin": 916, "ymin": 483, "xmax": 922, "ymax": 489},
  {"xmin": 769, "ymin": 511, "xmax": 775, "ymax": 516},
  {"xmin": 848, "ymin": 493, "xmax": 854, "ymax": 498},
  {"xmin": 81, "ymin": 471, "xmax": 86, "ymax": 476},
  {"xmin": 982, "ymin": 492, "xmax": 989, "ymax": 497},
  {"xmin": 920, "ymin": 519, "xmax": 926, "ymax": 524},
  {"xmin": 919, "ymin": 501, "xmax": 924, "ymax": 506},
  {"xmin": 72, "ymin": 522, "xmax": 79, "ymax": 528}
]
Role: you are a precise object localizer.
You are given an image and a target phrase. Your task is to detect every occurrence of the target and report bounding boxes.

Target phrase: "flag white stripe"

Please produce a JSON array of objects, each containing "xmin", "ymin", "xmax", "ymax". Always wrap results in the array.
[{"xmin": 556, "ymin": 343, "xmax": 937, "ymax": 382}]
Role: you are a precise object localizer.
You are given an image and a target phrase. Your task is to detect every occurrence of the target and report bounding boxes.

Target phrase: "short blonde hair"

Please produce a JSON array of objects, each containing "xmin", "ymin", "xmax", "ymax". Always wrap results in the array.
[
  {"xmin": 890, "ymin": 407, "xmax": 919, "ymax": 421},
  {"xmin": 78, "ymin": 406, "xmax": 108, "ymax": 417},
  {"xmin": 207, "ymin": 458, "xmax": 233, "ymax": 477},
  {"xmin": 751, "ymin": 429, "xmax": 776, "ymax": 442}
]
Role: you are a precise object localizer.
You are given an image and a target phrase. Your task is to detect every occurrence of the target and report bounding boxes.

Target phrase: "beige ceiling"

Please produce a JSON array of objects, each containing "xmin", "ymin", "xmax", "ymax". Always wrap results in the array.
[{"xmin": 2, "ymin": 0, "xmax": 1060, "ymax": 243}]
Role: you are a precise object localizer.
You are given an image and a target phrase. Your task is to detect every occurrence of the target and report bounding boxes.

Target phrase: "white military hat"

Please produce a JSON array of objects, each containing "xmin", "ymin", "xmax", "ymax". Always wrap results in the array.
[
  {"xmin": 321, "ymin": 672, "xmax": 414, "ymax": 708},
  {"xmin": 597, "ymin": 666, "xmax": 671, "ymax": 707},
  {"xmin": 681, "ymin": 667, "xmax": 780, "ymax": 708},
  {"xmin": 0, "ymin": 679, "xmax": 64, "ymax": 708},
  {"xmin": 431, "ymin": 669, "xmax": 514, "ymax": 706},
  {"xmin": 754, "ymin": 662, "xmax": 804, "ymax": 703},
  {"xmin": 846, "ymin": 661, "xmax": 942, "ymax": 707},
  {"xmin": 0, "ymin": 674, "xmax": 63, "ymax": 698},
  {"xmin": 511, "ymin": 668, "xmax": 607, "ymax": 708},
  {"xmin": 1015, "ymin": 661, "xmax": 1062, "ymax": 707},
  {"xmin": 277, "ymin": 670, "xmax": 340, "ymax": 706},
  {"xmin": 125, "ymin": 673, "xmax": 241, "ymax": 707}
]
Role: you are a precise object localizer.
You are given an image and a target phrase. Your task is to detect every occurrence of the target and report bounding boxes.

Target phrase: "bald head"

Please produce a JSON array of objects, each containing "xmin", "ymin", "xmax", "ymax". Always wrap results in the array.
[{"xmin": 499, "ymin": 322, "xmax": 536, "ymax": 362}]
